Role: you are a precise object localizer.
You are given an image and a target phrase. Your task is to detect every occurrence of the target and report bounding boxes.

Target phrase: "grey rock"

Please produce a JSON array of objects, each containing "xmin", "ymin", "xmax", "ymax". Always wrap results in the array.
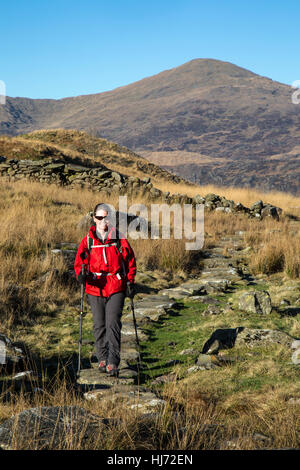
[
  {"xmin": 291, "ymin": 340, "xmax": 300, "ymax": 350},
  {"xmin": 111, "ymin": 171, "xmax": 123, "ymax": 182},
  {"xmin": 187, "ymin": 365, "xmax": 206, "ymax": 373},
  {"xmin": 235, "ymin": 327, "xmax": 295, "ymax": 348},
  {"xmin": 261, "ymin": 205, "xmax": 280, "ymax": 221},
  {"xmin": 0, "ymin": 406, "xmax": 111, "ymax": 450},
  {"xmin": 12, "ymin": 371, "xmax": 35, "ymax": 380},
  {"xmin": 83, "ymin": 388, "xmax": 165, "ymax": 414},
  {"xmin": 160, "ymin": 282, "xmax": 206, "ymax": 299},
  {"xmin": 238, "ymin": 290, "xmax": 272, "ymax": 315},
  {"xmin": 204, "ymin": 202, "xmax": 215, "ymax": 211},
  {"xmin": 280, "ymin": 299, "xmax": 291, "ymax": 306},
  {"xmin": 0, "ymin": 333, "xmax": 25, "ymax": 367},
  {"xmin": 179, "ymin": 348, "xmax": 198, "ymax": 356},
  {"xmin": 151, "ymin": 373, "xmax": 177, "ymax": 384},
  {"xmin": 201, "ymin": 279, "xmax": 229, "ymax": 293},
  {"xmin": 202, "ymin": 305, "xmax": 222, "ymax": 316},
  {"xmin": 117, "ymin": 368, "xmax": 138, "ymax": 378},
  {"xmin": 196, "ymin": 354, "xmax": 220, "ymax": 369},
  {"xmin": 133, "ymin": 296, "xmax": 178, "ymax": 320},
  {"xmin": 193, "ymin": 194, "xmax": 205, "ymax": 204},
  {"xmin": 250, "ymin": 200, "xmax": 264, "ymax": 212},
  {"xmin": 291, "ymin": 348, "xmax": 300, "ymax": 365}
]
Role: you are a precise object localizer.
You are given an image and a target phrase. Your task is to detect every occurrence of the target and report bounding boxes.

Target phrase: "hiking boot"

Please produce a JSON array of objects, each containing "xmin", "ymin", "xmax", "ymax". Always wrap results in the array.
[
  {"xmin": 106, "ymin": 364, "xmax": 119, "ymax": 377},
  {"xmin": 98, "ymin": 361, "xmax": 106, "ymax": 373}
]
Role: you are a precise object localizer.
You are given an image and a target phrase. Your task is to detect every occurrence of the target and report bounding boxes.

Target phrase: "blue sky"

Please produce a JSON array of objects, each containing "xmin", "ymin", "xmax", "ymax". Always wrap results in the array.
[{"xmin": 1, "ymin": 0, "xmax": 299, "ymax": 99}]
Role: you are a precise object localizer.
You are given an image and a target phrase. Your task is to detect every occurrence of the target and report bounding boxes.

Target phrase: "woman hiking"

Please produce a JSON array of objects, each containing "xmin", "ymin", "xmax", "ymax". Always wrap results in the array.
[{"xmin": 74, "ymin": 203, "xmax": 136, "ymax": 377}]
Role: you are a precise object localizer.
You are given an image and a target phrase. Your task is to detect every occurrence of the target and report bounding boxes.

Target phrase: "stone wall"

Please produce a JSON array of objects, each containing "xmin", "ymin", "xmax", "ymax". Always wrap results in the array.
[{"xmin": 0, "ymin": 156, "xmax": 282, "ymax": 219}]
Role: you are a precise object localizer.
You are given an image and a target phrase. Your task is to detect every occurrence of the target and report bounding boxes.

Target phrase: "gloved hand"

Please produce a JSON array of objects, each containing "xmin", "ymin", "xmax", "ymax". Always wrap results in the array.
[
  {"xmin": 126, "ymin": 281, "xmax": 135, "ymax": 298},
  {"xmin": 78, "ymin": 272, "xmax": 87, "ymax": 284}
]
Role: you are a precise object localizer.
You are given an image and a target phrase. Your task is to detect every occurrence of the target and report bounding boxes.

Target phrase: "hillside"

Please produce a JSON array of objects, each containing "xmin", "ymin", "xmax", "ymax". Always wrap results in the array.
[
  {"xmin": 1, "ymin": 59, "xmax": 300, "ymax": 193},
  {"xmin": 0, "ymin": 129, "xmax": 183, "ymax": 185}
]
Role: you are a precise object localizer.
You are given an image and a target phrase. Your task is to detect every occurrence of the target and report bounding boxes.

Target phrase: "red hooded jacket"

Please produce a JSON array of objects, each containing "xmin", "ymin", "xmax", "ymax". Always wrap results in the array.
[{"xmin": 74, "ymin": 225, "xmax": 136, "ymax": 297}]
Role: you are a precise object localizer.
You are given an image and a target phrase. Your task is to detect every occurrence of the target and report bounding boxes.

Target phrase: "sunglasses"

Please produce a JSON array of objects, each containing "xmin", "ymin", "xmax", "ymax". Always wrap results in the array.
[{"xmin": 94, "ymin": 215, "xmax": 109, "ymax": 221}]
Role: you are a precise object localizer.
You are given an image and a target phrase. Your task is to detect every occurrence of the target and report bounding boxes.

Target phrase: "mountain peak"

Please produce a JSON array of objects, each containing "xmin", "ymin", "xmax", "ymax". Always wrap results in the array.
[{"xmin": 0, "ymin": 58, "xmax": 299, "ymax": 194}]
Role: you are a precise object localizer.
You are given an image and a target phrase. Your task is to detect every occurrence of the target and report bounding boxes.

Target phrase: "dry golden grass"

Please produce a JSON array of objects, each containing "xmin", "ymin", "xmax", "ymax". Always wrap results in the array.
[
  {"xmin": 243, "ymin": 219, "xmax": 300, "ymax": 277},
  {"xmin": 0, "ymin": 174, "xmax": 299, "ymax": 333},
  {"xmin": 0, "ymin": 178, "xmax": 209, "ymax": 332},
  {"xmin": 0, "ymin": 175, "xmax": 300, "ymax": 448},
  {"xmin": 1, "ymin": 129, "xmax": 183, "ymax": 186}
]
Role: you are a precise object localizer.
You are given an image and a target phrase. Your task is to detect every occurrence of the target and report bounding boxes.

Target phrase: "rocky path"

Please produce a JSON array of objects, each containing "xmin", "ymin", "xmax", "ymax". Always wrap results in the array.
[{"xmin": 76, "ymin": 231, "xmax": 251, "ymax": 412}]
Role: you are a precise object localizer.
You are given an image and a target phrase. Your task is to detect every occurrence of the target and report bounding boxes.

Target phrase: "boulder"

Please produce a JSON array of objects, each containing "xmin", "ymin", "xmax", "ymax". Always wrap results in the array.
[
  {"xmin": 0, "ymin": 406, "xmax": 111, "ymax": 450},
  {"xmin": 291, "ymin": 349, "xmax": 300, "ymax": 365},
  {"xmin": 195, "ymin": 354, "xmax": 222, "ymax": 369},
  {"xmin": 193, "ymin": 194, "xmax": 205, "ymax": 205},
  {"xmin": 234, "ymin": 202, "xmax": 249, "ymax": 213},
  {"xmin": 261, "ymin": 205, "xmax": 280, "ymax": 221},
  {"xmin": 151, "ymin": 373, "xmax": 177, "ymax": 384},
  {"xmin": 83, "ymin": 388, "xmax": 165, "ymax": 415},
  {"xmin": 238, "ymin": 290, "xmax": 272, "ymax": 315},
  {"xmin": 235, "ymin": 327, "xmax": 295, "ymax": 348},
  {"xmin": 250, "ymin": 200, "xmax": 264, "ymax": 213},
  {"xmin": 202, "ymin": 327, "xmax": 296, "ymax": 353},
  {"xmin": 205, "ymin": 193, "xmax": 220, "ymax": 203},
  {"xmin": 111, "ymin": 171, "xmax": 123, "ymax": 182}
]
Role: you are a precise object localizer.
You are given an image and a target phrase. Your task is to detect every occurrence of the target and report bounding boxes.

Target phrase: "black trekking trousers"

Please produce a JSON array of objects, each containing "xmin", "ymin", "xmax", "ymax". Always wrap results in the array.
[{"xmin": 87, "ymin": 292, "xmax": 125, "ymax": 367}]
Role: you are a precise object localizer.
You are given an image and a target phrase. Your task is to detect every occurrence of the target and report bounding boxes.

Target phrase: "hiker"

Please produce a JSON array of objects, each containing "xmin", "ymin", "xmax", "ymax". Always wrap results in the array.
[{"xmin": 74, "ymin": 203, "xmax": 136, "ymax": 377}]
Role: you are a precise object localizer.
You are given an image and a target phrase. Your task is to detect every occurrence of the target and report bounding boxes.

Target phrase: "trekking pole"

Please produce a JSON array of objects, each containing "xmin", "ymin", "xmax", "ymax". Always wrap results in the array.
[
  {"xmin": 77, "ymin": 254, "xmax": 87, "ymax": 378},
  {"xmin": 130, "ymin": 297, "xmax": 142, "ymax": 375}
]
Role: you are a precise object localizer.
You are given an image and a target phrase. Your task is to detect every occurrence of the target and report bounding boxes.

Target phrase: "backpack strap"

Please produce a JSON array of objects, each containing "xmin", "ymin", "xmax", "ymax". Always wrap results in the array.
[
  {"xmin": 86, "ymin": 233, "xmax": 93, "ymax": 255},
  {"xmin": 115, "ymin": 229, "xmax": 122, "ymax": 254},
  {"xmin": 115, "ymin": 229, "xmax": 127, "ymax": 278}
]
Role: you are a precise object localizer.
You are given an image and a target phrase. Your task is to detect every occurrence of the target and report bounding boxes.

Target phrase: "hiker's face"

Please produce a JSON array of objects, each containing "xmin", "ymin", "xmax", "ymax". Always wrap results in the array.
[{"xmin": 94, "ymin": 209, "xmax": 109, "ymax": 231}]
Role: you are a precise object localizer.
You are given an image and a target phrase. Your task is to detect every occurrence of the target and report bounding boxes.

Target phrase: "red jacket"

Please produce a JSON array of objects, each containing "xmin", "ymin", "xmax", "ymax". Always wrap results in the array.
[{"xmin": 74, "ymin": 225, "xmax": 136, "ymax": 297}]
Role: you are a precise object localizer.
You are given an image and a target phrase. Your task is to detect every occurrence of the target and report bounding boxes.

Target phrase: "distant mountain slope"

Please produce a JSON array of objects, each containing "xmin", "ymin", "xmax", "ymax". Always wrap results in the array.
[{"xmin": 1, "ymin": 58, "xmax": 300, "ymax": 193}]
